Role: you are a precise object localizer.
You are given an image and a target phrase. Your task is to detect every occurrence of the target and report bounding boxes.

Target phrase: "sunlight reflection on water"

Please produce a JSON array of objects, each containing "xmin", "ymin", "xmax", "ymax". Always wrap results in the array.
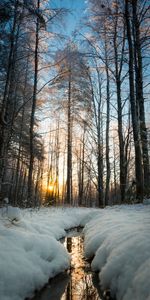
[
  {"xmin": 61, "ymin": 234, "xmax": 102, "ymax": 300},
  {"xmin": 30, "ymin": 231, "xmax": 102, "ymax": 300}
]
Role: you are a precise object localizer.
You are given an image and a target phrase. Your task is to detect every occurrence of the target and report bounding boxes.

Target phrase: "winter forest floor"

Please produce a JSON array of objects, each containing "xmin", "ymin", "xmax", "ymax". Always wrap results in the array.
[{"xmin": 0, "ymin": 203, "xmax": 150, "ymax": 300}]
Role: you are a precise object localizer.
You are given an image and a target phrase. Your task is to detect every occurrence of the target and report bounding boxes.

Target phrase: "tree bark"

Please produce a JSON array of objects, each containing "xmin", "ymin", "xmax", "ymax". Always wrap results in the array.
[
  {"xmin": 78, "ymin": 125, "xmax": 85, "ymax": 206},
  {"xmin": 66, "ymin": 69, "xmax": 72, "ymax": 205},
  {"xmin": 125, "ymin": 0, "xmax": 144, "ymax": 201},
  {"xmin": 27, "ymin": 0, "xmax": 40, "ymax": 205},
  {"xmin": 113, "ymin": 14, "xmax": 127, "ymax": 202},
  {"xmin": 132, "ymin": 0, "xmax": 150, "ymax": 196},
  {"xmin": 0, "ymin": 0, "xmax": 19, "ymax": 199},
  {"xmin": 105, "ymin": 39, "xmax": 110, "ymax": 206},
  {"xmin": 97, "ymin": 70, "xmax": 104, "ymax": 207}
]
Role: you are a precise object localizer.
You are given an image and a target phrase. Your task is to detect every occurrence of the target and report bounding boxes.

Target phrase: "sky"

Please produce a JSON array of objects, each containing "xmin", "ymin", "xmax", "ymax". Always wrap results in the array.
[
  {"xmin": 52, "ymin": 0, "xmax": 87, "ymax": 36},
  {"xmin": 38, "ymin": 1, "xmax": 88, "ymax": 139}
]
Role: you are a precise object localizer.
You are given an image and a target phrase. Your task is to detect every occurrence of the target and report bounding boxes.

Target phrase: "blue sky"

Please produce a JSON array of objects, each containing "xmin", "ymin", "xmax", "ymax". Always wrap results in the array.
[{"xmin": 52, "ymin": 0, "xmax": 87, "ymax": 36}]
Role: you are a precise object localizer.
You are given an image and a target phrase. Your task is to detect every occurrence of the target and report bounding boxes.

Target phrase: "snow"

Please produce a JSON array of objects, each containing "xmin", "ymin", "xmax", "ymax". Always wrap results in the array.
[
  {"xmin": 0, "ymin": 206, "xmax": 91, "ymax": 300},
  {"xmin": 7, "ymin": 205, "xmax": 22, "ymax": 222},
  {"xmin": 0, "ymin": 204, "xmax": 150, "ymax": 300},
  {"xmin": 83, "ymin": 204, "xmax": 150, "ymax": 300},
  {"xmin": 143, "ymin": 198, "xmax": 150, "ymax": 205}
]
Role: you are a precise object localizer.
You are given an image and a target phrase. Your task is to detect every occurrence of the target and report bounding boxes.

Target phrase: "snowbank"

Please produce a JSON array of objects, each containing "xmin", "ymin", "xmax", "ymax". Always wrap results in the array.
[
  {"xmin": 83, "ymin": 204, "xmax": 150, "ymax": 300},
  {"xmin": 0, "ymin": 204, "xmax": 150, "ymax": 300},
  {"xmin": 0, "ymin": 206, "xmax": 91, "ymax": 300}
]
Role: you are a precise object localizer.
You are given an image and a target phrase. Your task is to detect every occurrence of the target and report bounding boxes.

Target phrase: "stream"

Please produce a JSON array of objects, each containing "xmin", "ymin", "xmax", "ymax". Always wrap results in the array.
[{"xmin": 30, "ymin": 229, "xmax": 105, "ymax": 300}]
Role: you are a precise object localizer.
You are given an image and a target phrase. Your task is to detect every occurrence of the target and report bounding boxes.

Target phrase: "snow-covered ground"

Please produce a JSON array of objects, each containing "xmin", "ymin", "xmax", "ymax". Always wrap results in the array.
[
  {"xmin": 0, "ymin": 206, "xmax": 92, "ymax": 300},
  {"xmin": 83, "ymin": 204, "xmax": 150, "ymax": 300},
  {"xmin": 0, "ymin": 203, "xmax": 150, "ymax": 300}
]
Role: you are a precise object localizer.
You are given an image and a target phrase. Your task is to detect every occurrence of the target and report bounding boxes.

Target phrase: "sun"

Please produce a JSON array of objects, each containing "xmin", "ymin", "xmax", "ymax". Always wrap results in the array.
[{"xmin": 48, "ymin": 184, "xmax": 54, "ymax": 192}]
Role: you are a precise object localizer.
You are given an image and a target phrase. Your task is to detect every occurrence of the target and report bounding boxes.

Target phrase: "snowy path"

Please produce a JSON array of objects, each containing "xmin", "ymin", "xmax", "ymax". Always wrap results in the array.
[{"xmin": 0, "ymin": 204, "xmax": 150, "ymax": 300}]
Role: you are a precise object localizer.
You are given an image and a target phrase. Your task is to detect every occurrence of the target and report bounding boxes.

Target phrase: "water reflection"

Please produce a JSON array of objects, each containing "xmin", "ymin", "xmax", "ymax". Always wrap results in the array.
[
  {"xmin": 61, "ymin": 235, "xmax": 102, "ymax": 300},
  {"xmin": 30, "ymin": 233, "xmax": 102, "ymax": 300}
]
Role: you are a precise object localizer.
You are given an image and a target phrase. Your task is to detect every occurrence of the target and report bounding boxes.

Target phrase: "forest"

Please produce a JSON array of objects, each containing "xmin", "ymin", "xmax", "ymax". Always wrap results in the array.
[
  {"xmin": 0, "ymin": 0, "xmax": 150, "ymax": 208},
  {"xmin": 0, "ymin": 1, "xmax": 150, "ymax": 299}
]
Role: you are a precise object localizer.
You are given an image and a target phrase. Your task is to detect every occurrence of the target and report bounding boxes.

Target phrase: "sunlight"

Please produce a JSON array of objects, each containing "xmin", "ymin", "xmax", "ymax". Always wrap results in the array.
[{"xmin": 48, "ymin": 183, "xmax": 54, "ymax": 192}]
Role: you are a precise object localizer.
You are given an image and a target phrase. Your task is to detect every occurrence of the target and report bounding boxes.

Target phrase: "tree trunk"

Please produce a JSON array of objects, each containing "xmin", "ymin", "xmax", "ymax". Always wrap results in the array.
[
  {"xmin": 66, "ymin": 69, "xmax": 72, "ymax": 205},
  {"xmin": 113, "ymin": 15, "xmax": 127, "ymax": 202},
  {"xmin": 27, "ymin": 0, "xmax": 40, "ymax": 205},
  {"xmin": 0, "ymin": 0, "xmax": 19, "ymax": 199},
  {"xmin": 55, "ymin": 121, "xmax": 60, "ymax": 203},
  {"xmin": 89, "ymin": 67, "xmax": 104, "ymax": 207},
  {"xmin": 14, "ymin": 55, "xmax": 29, "ymax": 206},
  {"xmin": 78, "ymin": 126, "xmax": 85, "ymax": 206},
  {"xmin": 125, "ymin": 0, "xmax": 144, "ymax": 201},
  {"xmin": 132, "ymin": 0, "xmax": 150, "ymax": 196},
  {"xmin": 97, "ymin": 68, "xmax": 104, "ymax": 207},
  {"xmin": 105, "ymin": 39, "xmax": 110, "ymax": 206}
]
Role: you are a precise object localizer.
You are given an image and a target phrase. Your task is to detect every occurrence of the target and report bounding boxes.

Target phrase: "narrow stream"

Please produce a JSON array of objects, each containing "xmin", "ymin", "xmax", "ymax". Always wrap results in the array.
[{"xmin": 30, "ymin": 229, "xmax": 104, "ymax": 300}]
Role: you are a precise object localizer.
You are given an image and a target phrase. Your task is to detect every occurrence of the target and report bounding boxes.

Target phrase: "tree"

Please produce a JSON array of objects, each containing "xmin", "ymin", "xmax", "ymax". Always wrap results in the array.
[
  {"xmin": 55, "ymin": 43, "xmax": 92, "ymax": 204},
  {"xmin": 27, "ymin": 0, "xmax": 41, "ymax": 204},
  {"xmin": 131, "ymin": 0, "xmax": 150, "ymax": 196},
  {"xmin": 125, "ymin": 0, "xmax": 144, "ymax": 200}
]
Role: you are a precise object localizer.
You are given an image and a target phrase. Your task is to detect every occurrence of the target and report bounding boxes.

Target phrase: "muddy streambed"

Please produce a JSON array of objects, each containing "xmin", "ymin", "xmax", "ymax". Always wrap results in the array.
[{"xmin": 30, "ymin": 228, "xmax": 107, "ymax": 300}]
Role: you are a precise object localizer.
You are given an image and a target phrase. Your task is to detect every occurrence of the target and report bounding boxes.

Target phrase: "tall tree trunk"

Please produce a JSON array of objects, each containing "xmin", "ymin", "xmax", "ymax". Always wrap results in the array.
[
  {"xmin": 55, "ymin": 121, "xmax": 60, "ymax": 203},
  {"xmin": 96, "ymin": 67, "xmax": 104, "ymax": 207},
  {"xmin": 113, "ymin": 138, "xmax": 117, "ymax": 201},
  {"xmin": 66, "ymin": 70, "xmax": 72, "ymax": 205},
  {"xmin": 78, "ymin": 125, "xmax": 85, "ymax": 206},
  {"xmin": 88, "ymin": 67, "xmax": 104, "ymax": 207},
  {"xmin": 21, "ymin": 168, "xmax": 27, "ymax": 205},
  {"xmin": 27, "ymin": 0, "xmax": 40, "ymax": 205},
  {"xmin": 62, "ymin": 140, "xmax": 66, "ymax": 204},
  {"xmin": 105, "ymin": 40, "xmax": 110, "ymax": 206},
  {"xmin": 0, "ymin": 0, "xmax": 19, "ymax": 199},
  {"xmin": 113, "ymin": 15, "xmax": 127, "ymax": 202},
  {"xmin": 14, "ymin": 55, "xmax": 29, "ymax": 206},
  {"xmin": 34, "ymin": 159, "xmax": 41, "ymax": 207},
  {"xmin": 132, "ymin": 0, "xmax": 150, "ymax": 196},
  {"xmin": 125, "ymin": 0, "xmax": 144, "ymax": 201}
]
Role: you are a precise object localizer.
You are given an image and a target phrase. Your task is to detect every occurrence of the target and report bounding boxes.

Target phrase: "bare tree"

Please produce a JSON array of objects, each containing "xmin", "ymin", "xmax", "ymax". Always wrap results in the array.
[{"xmin": 125, "ymin": 0, "xmax": 144, "ymax": 200}]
